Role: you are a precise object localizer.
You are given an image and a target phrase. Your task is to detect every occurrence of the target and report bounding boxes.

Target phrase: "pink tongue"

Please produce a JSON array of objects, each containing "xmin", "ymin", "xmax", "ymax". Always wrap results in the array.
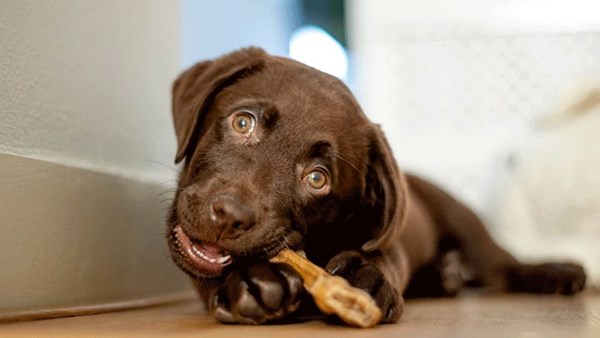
[
  {"xmin": 190, "ymin": 241, "xmax": 229, "ymax": 262},
  {"xmin": 198, "ymin": 242, "xmax": 224, "ymax": 254}
]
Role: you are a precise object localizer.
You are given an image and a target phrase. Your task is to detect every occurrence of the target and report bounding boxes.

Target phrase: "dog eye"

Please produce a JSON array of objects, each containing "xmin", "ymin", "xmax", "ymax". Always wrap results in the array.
[
  {"xmin": 305, "ymin": 169, "xmax": 328, "ymax": 191},
  {"xmin": 231, "ymin": 112, "xmax": 255, "ymax": 134}
]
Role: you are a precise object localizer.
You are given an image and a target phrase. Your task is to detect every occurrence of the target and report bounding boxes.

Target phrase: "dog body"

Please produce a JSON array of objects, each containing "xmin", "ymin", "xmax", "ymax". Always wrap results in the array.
[{"xmin": 167, "ymin": 48, "xmax": 585, "ymax": 325}]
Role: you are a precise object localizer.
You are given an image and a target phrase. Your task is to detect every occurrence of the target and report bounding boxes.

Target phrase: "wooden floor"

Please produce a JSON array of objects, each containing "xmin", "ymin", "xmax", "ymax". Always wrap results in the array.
[{"xmin": 3, "ymin": 292, "xmax": 600, "ymax": 338}]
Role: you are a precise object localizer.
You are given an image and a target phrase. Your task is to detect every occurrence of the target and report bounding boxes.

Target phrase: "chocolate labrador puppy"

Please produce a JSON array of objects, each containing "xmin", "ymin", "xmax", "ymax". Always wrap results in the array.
[{"xmin": 166, "ymin": 48, "xmax": 586, "ymax": 325}]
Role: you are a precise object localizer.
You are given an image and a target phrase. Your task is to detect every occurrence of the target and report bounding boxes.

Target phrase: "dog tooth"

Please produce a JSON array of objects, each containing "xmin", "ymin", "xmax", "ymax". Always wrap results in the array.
[
  {"xmin": 192, "ymin": 246, "xmax": 207, "ymax": 260},
  {"xmin": 218, "ymin": 255, "xmax": 231, "ymax": 264}
]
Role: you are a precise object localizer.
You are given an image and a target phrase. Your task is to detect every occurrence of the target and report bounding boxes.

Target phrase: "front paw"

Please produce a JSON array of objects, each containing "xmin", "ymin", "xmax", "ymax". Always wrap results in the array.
[
  {"xmin": 209, "ymin": 262, "xmax": 304, "ymax": 324},
  {"xmin": 325, "ymin": 251, "xmax": 403, "ymax": 323}
]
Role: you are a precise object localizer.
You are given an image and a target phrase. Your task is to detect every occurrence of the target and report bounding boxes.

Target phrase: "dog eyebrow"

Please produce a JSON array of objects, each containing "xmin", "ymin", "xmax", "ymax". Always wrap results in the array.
[
  {"xmin": 307, "ymin": 141, "xmax": 334, "ymax": 160},
  {"xmin": 262, "ymin": 106, "xmax": 279, "ymax": 129}
]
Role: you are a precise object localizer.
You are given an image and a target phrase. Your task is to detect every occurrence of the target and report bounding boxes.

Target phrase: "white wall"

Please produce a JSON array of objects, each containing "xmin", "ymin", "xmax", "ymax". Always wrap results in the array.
[
  {"xmin": 0, "ymin": 1, "xmax": 190, "ymax": 315},
  {"xmin": 0, "ymin": 0, "xmax": 179, "ymax": 180},
  {"xmin": 348, "ymin": 0, "xmax": 600, "ymax": 216}
]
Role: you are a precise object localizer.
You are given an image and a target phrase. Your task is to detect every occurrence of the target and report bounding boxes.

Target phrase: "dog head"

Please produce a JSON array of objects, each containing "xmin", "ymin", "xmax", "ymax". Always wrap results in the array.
[{"xmin": 167, "ymin": 48, "xmax": 407, "ymax": 278}]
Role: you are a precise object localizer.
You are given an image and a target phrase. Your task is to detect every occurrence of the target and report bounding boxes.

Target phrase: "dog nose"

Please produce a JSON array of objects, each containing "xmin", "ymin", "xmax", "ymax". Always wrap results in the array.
[{"xmin": 210, "ymin": 195, "xmax": 256, "ymax": 231}]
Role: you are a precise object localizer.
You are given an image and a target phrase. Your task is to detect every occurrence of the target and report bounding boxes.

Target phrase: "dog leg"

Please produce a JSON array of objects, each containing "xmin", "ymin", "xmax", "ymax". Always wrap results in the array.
[{"xmin": 407, "ymin": 174, "xmax": 586, "ymax": 294}]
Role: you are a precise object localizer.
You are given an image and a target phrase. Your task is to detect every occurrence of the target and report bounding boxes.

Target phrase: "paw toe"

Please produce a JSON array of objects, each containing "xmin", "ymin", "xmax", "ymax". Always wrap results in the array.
[
  {"xmin": 236, "ymin": 292, "xmax": 266, "ymax": 320},
  {"xmin": 247, "ymin": 265, "xmax": 285, "ymax": 310}
]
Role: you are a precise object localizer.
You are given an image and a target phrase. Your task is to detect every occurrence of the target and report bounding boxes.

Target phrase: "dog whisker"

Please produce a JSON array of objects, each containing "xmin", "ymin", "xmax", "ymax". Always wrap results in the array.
[
  {"xmin": 158, "ymin": 190, "xmax": 177, "ymax": 196},
  {"xmin": 332, "ymin": 152, "xmax": 361, "ymax": 173},
  {"xmin": 158, "ymin": 186, "xmax": 184, "ymax": 196},
  {"xmin": 142, "ymin": 159, "xmax": 180, "ymax": 173}
]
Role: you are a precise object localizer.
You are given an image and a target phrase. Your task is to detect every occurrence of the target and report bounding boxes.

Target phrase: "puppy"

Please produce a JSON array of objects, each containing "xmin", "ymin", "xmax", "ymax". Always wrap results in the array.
[{"xmin": 166, "ymin": 48, "xmax": 586, "ymax": 325}]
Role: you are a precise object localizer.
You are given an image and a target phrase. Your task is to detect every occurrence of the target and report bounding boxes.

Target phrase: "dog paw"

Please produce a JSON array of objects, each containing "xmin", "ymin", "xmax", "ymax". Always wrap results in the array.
[
  {"xmin": 209, "ymin": 262, "xmax": 304, "ymax": 324},
  {"xmin": 507, "ymin": 262, "xmax": 586, "ymax": 295},
  {"xmin": 325, "ymin": 251, "xmax": 403, "ymax": 323}
]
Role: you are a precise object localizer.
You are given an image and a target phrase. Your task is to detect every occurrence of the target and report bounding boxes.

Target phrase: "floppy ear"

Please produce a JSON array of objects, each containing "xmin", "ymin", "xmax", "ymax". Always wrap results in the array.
[
  {"xmin": 362, "ymin": 124, "xmax": 409, "ymax": 252},
  {"xmin": 172, "ymin": 47, "xmax": 267, "ymax": 163}
]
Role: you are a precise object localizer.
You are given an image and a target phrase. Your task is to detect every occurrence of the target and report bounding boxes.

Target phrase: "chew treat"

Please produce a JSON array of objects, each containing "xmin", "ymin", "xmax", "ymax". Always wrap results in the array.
[{"xmin": 270, "ymin": 249, "xmax": 382, "ymax": 328}]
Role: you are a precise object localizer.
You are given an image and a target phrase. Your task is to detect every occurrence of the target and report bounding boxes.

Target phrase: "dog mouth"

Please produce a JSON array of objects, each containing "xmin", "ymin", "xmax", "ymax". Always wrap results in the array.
[{"xmin": 173, "ymin": 225, "xmax": 233, "ymax": 275}]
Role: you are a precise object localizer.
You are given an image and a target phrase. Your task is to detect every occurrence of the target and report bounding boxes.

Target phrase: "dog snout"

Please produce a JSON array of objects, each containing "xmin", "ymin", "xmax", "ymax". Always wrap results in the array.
[{"xmin": 210, "ymin": 195, "xmax": 256, "ymax": 232}]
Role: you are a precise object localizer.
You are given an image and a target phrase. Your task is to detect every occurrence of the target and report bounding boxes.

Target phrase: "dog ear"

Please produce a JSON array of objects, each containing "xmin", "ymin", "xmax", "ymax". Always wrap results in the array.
[
  {"xmin": 362, "ymin": 124, "xmax": 409, "ymax": 252},
  {"xmin": 171, "ymin": 47, "xmax": 267, "ymax": 164}
]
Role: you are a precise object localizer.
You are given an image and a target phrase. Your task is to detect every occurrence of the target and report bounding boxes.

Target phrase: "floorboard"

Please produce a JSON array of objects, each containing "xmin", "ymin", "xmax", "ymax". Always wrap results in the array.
[{"xmin": 3, "ymin": 292, "xmax": 599, "ymax": 338}]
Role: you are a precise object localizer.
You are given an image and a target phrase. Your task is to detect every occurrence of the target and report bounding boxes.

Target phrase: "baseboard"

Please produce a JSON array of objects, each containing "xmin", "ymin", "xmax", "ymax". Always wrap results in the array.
[
  {"xmin": 0, "ymin": 291, "xmax": 197, "ymax": 323},
  {"xmin": 0, "ymin": 154, "xmax": 192, "ymax": 318}
]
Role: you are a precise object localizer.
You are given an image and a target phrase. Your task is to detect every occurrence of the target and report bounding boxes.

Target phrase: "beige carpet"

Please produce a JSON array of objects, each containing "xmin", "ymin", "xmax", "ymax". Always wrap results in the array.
[{"xmin": 3, "ymin": 292, "xmax": 599, "ymax": 338}]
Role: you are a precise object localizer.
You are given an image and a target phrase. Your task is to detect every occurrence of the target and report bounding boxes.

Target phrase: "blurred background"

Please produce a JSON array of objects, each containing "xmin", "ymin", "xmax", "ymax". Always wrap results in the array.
[{"xmin": 1, "ymin": 0, "xmax": 599, "ymax": 318}]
